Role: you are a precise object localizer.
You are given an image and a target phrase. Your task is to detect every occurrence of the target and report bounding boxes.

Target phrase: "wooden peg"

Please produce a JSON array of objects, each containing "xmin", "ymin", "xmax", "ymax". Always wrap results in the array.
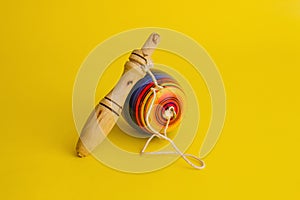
[{"xmin": 76, "ymin": 33, "xmax": 160, "ymax": 157}]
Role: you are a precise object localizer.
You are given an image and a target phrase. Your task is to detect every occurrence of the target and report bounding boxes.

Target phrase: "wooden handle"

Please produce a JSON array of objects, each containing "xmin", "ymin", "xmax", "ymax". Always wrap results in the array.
[{"xmin": 76, "ymin": 33, "xmax": 160, "ymax": 157}]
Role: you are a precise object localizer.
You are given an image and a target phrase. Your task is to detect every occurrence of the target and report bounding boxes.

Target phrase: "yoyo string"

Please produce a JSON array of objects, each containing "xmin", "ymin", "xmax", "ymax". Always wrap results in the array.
[{"xmin": 138, "ymin": 64, "xmax": 205, "ymax": 170}]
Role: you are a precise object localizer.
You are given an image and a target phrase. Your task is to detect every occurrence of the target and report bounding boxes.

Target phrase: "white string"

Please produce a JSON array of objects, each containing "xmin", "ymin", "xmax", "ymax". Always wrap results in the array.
[{"xmin": 140, "ymin": 67, "xmax": 205, "ymax": 170}]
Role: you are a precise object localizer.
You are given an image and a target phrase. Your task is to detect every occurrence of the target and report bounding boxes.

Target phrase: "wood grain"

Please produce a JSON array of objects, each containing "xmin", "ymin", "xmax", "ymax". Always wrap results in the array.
[{"xmin": 76, "ymin": 33, "xmax": 160, "ymax": 157}]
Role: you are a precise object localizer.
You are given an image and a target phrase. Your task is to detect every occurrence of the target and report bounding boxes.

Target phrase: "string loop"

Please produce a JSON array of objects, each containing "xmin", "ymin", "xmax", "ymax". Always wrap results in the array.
[{"xmin": 139, "ymin": 67, "xmax": 205, "ymax": 170}]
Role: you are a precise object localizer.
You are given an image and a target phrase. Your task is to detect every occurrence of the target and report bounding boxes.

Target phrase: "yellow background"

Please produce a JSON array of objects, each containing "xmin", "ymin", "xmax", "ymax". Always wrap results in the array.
[{"xmin": 1, "ymin": 0, "xmax": 300, "ymax": 199}]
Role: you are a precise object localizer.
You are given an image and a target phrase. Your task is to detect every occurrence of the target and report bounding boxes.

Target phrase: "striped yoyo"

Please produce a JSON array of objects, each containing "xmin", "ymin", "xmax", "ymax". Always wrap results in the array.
[{"xmin": 121, "ymin": 69, "xmax": 185, "ymax": 137}]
